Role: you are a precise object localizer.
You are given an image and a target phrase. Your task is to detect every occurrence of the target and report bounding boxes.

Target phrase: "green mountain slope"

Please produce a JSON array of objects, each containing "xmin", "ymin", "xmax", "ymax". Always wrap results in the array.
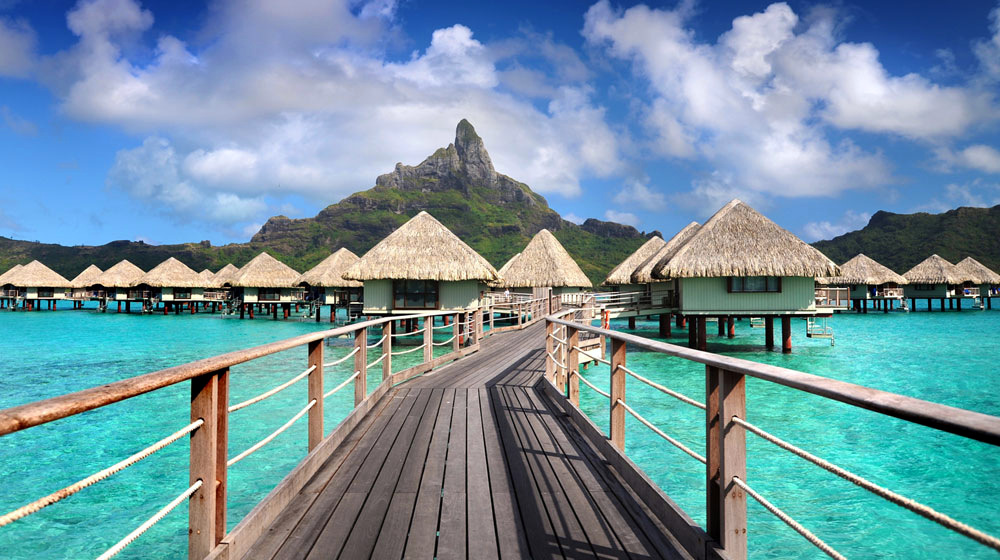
[
  {"xmin": 812, "ymin": 205, "xmax": 1000, "ymax": 273},
  {"xmin": 0, "ymin": 120, "xmax": 656, "ymax": 285}
]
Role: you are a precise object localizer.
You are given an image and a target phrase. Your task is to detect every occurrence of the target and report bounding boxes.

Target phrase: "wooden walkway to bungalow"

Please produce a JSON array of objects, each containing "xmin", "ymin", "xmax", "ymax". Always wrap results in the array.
[{"xmin": 244, "ymin": 323, "xmax": 687, "ymax": 560}]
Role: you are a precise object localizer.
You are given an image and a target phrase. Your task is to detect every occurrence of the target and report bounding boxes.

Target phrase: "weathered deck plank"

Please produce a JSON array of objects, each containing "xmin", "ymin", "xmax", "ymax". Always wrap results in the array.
[{"xmin": 242, "ymin": 322, "xmax": 688, "ymax": 560}]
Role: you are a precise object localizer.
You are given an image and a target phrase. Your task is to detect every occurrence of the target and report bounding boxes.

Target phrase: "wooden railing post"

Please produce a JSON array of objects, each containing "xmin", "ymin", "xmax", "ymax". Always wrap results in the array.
[
  {"xmin": 382, "ymin": 322, "xmax": 392, "ymax": 381},
  {"xmin": 354, "ymin": 327, "xmax": 367, "ymax": 406},
  {"xmin": 545, "ymin": 320, "xmax": 555, "ymax": 383},
  {"xmin": 452, "ymin": 313, "xmax": 460, "ymax": 352},
  {"xmin": 307, "ymin": 341, "xmax": 323, "ymax": 450},
  {"xmin": 609, "ymin": 339, "xmax": 626, "ymax": 450},
  {"xmin": 424, "ymin": 316, "xmax": 433, "ymax": 362},
  {"xmin": 489, "ymin": 305, "xmax": 495, "ymax": 331},
  {"xmin": 567, "ymin": 326, "xmax": 580, "ymax": 407},
  {"xmin": 706, "ymin": 366, "xmax": 747, "ymax": 559},
  {"xmin": 517, "ymin": 303, "xmax": 523, "ymax": 328},
  {"xmin": 469, "ymin": 309, "xmax": 479, "ymax": 345},
  {"xmin": 189, "ymin": 368, "xmax": 228, "ymax": 559}
]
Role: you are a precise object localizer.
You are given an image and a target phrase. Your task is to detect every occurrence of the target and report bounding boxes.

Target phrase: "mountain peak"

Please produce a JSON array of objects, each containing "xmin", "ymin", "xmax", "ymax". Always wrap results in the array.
[{"xmin": 454, "ymin": 119, "xmax": 493, "ymax": 173}]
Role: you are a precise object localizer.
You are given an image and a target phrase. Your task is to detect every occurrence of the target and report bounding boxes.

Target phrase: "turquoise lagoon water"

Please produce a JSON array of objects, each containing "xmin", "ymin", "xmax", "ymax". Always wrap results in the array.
[
  {"xmin": 581, "ymin": 306, "xmax": 1000, "ymax": 559},
  {"xmin": 0, "ymin": 303, "xmax": 998, "ymax": 558},
  {"xmin": 0, "ymin": 305, "xmax": 456, "ymax": 559}
]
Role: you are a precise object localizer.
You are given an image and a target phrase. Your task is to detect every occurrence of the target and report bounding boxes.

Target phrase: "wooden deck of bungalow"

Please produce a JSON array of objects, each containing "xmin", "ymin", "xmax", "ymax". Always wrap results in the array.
[{"xmin": 239, "ymin": 322, "xmax": 688, "ymax": 560}]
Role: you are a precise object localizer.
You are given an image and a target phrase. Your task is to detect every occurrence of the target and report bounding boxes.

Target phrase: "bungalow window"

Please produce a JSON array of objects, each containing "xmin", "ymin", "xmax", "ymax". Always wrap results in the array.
[
  {"xmin": 174, "ymin": 290, "xmax": 191, "ymax": 300},
  {"xmin": 728, "ymin": 276, "xmax": 781, "ymax": 293},
  {"xmin": 393, "ymin": 280, "xmax": 438, "ymax": 309},
  {"xmin": 259, "ymin": 289, "xmax": 281, "ymax": 301},
  {"xmin": 913, "ymin": 284, "xmax": 936, "ymax": 291},
  {"xmin": 37, "ymin": 288, "xmax": 54, "ymax": 298}
]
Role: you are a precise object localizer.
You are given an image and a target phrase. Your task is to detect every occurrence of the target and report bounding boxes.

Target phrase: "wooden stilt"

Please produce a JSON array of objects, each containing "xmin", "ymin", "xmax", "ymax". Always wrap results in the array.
[
  {"xmin": 249, "ymin": 305, "xmax": 255, "ymax": 319},
  {"xmin": 697, "ymin": 317, "xmax": 707, "ymax": 351},
  {"xmin": 717, "ymin": 317, "xmax": 726, "ymax": 337},
  {"xmin": 727, "ymin": 317, "xmax": 735, "ymax": 338},
  {"xmin": 957, "ymin": 298, "xmax": 962, "ymax": 311},
  {"xmin": 940, "ymin": 298, "xmax": 945, "ymax": 311},
  {"xmin": 765, "ymin": 317, "xmax": 774, "ymax": 349},
  {"xmin": 628, "ymin": 316, "xmax": 636, "ymax": 329},
  {"xmin": 688, "ymin": 319, "xmax": 697, "ymax": 349},
  {"xmin": 781, "ymin": 316, "xmax": 791, "ymax": 353},
  {"xmin": 659, "ymin": 313, "xmax": 671, "ymax": 338}
]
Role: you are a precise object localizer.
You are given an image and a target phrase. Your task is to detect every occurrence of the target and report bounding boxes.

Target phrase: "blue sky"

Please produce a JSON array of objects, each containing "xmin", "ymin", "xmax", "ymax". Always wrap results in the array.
[{"xmin": 0, "ymin": 0, "xmax": 998, "ymax": 248}]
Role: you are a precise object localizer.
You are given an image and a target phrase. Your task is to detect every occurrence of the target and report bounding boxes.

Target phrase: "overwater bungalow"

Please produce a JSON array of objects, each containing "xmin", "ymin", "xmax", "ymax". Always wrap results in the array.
[
  {"xmin": 601, "ymin": 235, "xmax": 666, "ymax": 303},
  {"xmin": 296, "ymin": 248, "xmax": 363, "ymax": 321},
  {"xmin": 136, "ymin": 257, "xmax": 210, "ymax": 313},
  {"xmin": 954, "ymin": 257, "xmax": 1000, "ymax": 309},
  {"xmin": 343, "ymin": 211, "xmax": 499, "ymax": 316},
  {"xmin": 0, "ymin": 260, "xmax": 71, "ymax": 310},
  {"xmin": 829, "ymin": 254, "xmax": 907, "ymax": 313},
  {"xmin": 496, "ymin": 229, "xmax": 592, "ymax": 302},
  {"xmin": 651, "ymin": 200, "xmax": 839, "ymax": 352},
  {"xmin": 627, "ymin": 222, "xmax": 702, "ymax": 331},
  {"xmin": 903, "ymin": 255, "xmax": 964, "ymax": 311},
  {"xmin": 92, "ymin": 260, "xmax": 147, "ymax": 312},
  {"xmin": 0, "ymin": 264, "xmax": 23, "ymax": 308},
  {"xmin": 68, "ymin": 264, "xmax": 103, "ymax": 308},
  {"xmin": 230, "ymin": 253, "xmax": 303, "ymax": 319}
]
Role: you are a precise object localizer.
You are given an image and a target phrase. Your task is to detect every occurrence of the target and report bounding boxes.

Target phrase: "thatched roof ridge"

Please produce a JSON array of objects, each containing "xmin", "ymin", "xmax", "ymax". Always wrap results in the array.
[
  {"xmin": 603, "ymin": 236, "xmax": 666, "ymax": 285},
  {"xmin": 636, "ymin": 222, "xmax": 701, "ymax": 282},
  {"xmin": 955, "ymin": 257, "xmax": 1000, "ymax": 284},
  {"xmin": 2, "ymin": 260, "xmax": 70, "ymax": 287},
  {"xmin": 829, "ymin": 254, "xmax": 907, "ymax": 285},
  {"xmin": 71, "ymin": 265, "xmax": 104, "ymax": 288},
  {"xmin": 95, "ymin": 260, "xmax": 146, "ymax": 288},
  {"xmin": 0, "ymin": 264, "xmax": 24, "ymax": 285},
  {"xmin": 903, "ymin": 254, "xmax": 962, "ymax": 284},
  {"xmin": 496, "ymin": 229, "xmax": 592, "ymax": 288},
  {"xmin": 198, "ymin": 269, "xmax": 214, "ymax": 281},
  {"xmin": 297, "ymin": 248, "xmax": 362, "ymax": 287},
  {"xmin": 139, "ymin": 257, "xmax": 205, "ymax": 288},
  {"xmin": 344, "ymin": 212, "xmax": 499, "ymax": 282},
  {"xmin": 211, "ymin": 264, "xmax": 240, "ymax": 287},
  {"xmin": 655, "ymin": 200, "xmax": 839, "ymax": 278},
  {"xmin": 231, "ymin": 252, "xmax": 301, "ymax": 288}
]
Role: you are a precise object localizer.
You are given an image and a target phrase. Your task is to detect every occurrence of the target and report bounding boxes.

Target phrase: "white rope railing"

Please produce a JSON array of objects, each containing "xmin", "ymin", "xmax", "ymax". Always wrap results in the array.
[
  {"xmin": 392, "ymin": 344, "xmax": 425, "ymax": 356},
  {"xmin": 732, "ymin": 416, "xmax": 1000, "ymax": 552},
  {"xmin": 367, "ymin": 353, "xmax": 387, "ymax": 369},
  {"xmin": 95, "ymin": 480, "xmax": 204, "ymax": 560},
  {"xmin": 390, "ymin": 328, "xmax": 425, "ymax": 338},
  {"xmin": 228, "ymin": 365, "xmax": 315, "ymax": 413},
  {"xmin": 0, "ymin": 419, "xmax": 203, "ymax": 528},
  {"xmin": 577, "ymin": 374, "xmax": 611, "ymax": 399},
  {"xmin": 324, "ymin": 371, "xmax": 360, "ymax": 399},
  {"xmin": 546, "ymin": 351, "xmax": 567, "ymax": 370},
  {"xmin": 432, "ymin": 335, "xmax": 456, "ymax": 346},
  {"xmin": 570, "ymin": 345, "xmax": 611, "ymax": 365},
  {"xmin": 548, "ymin": 333, "xmax": 567, "ymax": 345},
  {"xmin": 323, "ymin": 346, "xmax": 359, "ymax": 367},
  {"xmin": 228, "ymin": 400, "xmax": 316, "ymax": 467},
  {"xmin": 366, "ymin": 335, "xmax": 387, "ymax": 349},
  {"xmin": 619, "ymin": 365, "xmax": 706, "ymax": 410},
  {"xmin": 617, "ymin": 399, "xmax": 706, "ymax": 464},
  {"xmin": 732, "ymin": 476, "xmax": 845, "ymax": 560},
  {"xmin": 432, "ymin": 322, "xmax": 453, "ymax": 330}
]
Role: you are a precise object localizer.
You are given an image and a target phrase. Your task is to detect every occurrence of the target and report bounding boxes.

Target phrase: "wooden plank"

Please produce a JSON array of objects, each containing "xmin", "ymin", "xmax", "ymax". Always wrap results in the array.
[
  {"xmin": 437, "ymin": 388, "xmax": 468, "ymax": 559},
  {"xmin": 403, "ymin": 388, "xmax": 456, "ymax": 559},
  {"xmin": 329, "ymin": 389, "xmax": 436, "ymax": 559},
  {"xmin": 478, "ymin": 387, "xmax": 529, "ymax": 559},
  {"xmin": 466, "ymin": 388, "xmax": 499, "ymax": 559},
  {"xmin": 489, "ymin": 385, "xmax": 561, "ymax": 559},
  {"xmin": 270, "ymin": 390, "xmax": 414, "ymax": 560},
  {"xmin": 307, "ymin": 341, "xmax": 323, "ymax": 451}
]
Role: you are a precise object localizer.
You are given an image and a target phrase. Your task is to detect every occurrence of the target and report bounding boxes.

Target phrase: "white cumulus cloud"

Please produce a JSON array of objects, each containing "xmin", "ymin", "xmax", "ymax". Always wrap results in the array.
[
  {"xmin": 802, "ymin": 210, "xmax": 871, "ymax": 241},
  {"xmin": 604, "ymin": 209, "xmax": 640, "ymax": 227}
]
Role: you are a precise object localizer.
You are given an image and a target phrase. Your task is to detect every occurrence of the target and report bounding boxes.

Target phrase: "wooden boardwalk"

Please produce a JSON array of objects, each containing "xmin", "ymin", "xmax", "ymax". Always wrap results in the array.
[{"xmin": 245, "ymin": 323, "xmax": 687, "ymax": 560}]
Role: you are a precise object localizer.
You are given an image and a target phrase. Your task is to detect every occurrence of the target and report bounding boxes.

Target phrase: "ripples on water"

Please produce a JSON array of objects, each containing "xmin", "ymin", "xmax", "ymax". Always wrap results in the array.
[{"xmin": 0, "ymin": 303, "xmax": 998, "ymax": 558}]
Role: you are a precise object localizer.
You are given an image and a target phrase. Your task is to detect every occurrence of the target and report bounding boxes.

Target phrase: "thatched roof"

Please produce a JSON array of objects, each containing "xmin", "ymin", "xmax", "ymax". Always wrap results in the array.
[
  {"xmin": 343, "ymin": 212, "xmax": 499, "ymax": 282},
  {"xmin": 495, "ymin": 229, "xmax": 592, "ymax": 288},
  {"xmin": 635, "ymin": 222, "xmax": 701, "ymax": 282},
  {"xmin": 211, "ymin": 264, "xmax": 240, "ymax": 287},
  {"xmin": 0, "ymin": 264, "xmax": 23, "ymax": 285},
  {"xmin": 654, "ymin": 200, "xmax": 839, "ymax": 278},
  {"xmin": 138, "ymin": 257, "xmax": 205, "ymax": 288},
  {"xmin": 231, "ymin": 252, "xmax": 301, "ymax": 288},
  {"xmin": 94, "ymin": 260, "xmax": 146, "ymax": 288},
  {"xmin": 828, "ymin": 254, "xmax": 907, "ymax": 286},
  {"xmin": 955, "ymin": 257, "xmax": 1000, "ymax": 285},
  {"xmin": 198, "ymin": 269, "xmax": 214, "ymax": 281},
  {"xmin": 903, "ymin": 254, "xmax": 962, "ymax": 284},
  {"xmin": 297, "ymin": 248, "xmax": 362, "ymax": 288},
  {"xmin": 2, "ymin": 260, "xmax": 70, "ymax": 287},
  {"xmin": 603, "ymin": 236, "xmax": 666, "ymax": 286},
  {"xmin": 70, "ymin": 265, "xmax": 103, "ymax": 288}
]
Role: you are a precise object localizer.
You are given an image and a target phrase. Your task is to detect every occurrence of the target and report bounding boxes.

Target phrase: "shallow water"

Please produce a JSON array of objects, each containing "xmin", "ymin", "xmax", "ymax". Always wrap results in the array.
[
  {"xmin": 0, "ymin": 303, "xmax": 997, "ymax": 558},
  {"xmin": 0, "ymin": 304, "xmax": 454, "ymax": 559}
]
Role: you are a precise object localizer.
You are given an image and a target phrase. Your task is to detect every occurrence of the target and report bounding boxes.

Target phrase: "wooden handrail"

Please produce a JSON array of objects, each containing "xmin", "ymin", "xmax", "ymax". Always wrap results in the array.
[{"xmin": 548, "ymin": 317, "xmax": 1000, "ymax": 446}]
